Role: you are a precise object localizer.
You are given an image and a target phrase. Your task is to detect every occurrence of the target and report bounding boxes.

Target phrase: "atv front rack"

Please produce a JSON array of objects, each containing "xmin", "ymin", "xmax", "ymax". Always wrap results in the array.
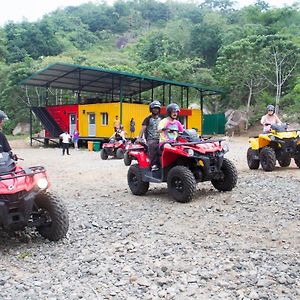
[
  {"xmin": 171, "ymin": 138, "xmax": 225, "ymax": 147},
  {"xmin": 0, "ymin": 166, "xmax": 46, "ymax": 181}
]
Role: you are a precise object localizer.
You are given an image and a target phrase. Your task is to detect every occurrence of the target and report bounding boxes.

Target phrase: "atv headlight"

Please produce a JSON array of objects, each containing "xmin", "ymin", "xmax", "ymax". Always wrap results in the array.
[
  {"xmin": 223, "ymin": 143, "xmax": 229, "ymax": 153},
  {"xmin": 270, "ymin": 135, "xmax": 276, "ymax": 141},
  {"xmin": 185, "ymin": 149, "xmax": 194, "ymax": 156},
  {"xmin": 37, "ymin": 178, "xmax": 48, "ymax": 190}
]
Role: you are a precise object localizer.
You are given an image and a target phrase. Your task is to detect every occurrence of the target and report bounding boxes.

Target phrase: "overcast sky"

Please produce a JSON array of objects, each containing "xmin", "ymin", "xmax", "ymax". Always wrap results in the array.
[{"xmin": 0, "ymin": 0, "xmax": 298, "ymax": 26}]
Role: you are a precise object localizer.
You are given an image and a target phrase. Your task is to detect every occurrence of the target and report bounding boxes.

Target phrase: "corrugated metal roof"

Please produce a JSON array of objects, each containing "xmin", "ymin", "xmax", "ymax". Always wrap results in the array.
[{"xmin": 21, "ymin": 63, "xmax": 223, "ymax": 97}]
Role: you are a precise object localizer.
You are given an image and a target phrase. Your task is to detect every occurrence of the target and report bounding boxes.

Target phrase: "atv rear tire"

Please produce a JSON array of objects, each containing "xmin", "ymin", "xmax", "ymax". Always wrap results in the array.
[
  {"xmin": 211, "ymin": 158, "xmax": 238, "ymax": 191},
  {"xmin": 124, "ymin": 151, "xmax": 132, "ymax": 166},
  {"xmin": 278, "ymin": 155, "xmax": 291, "ymax": 167},
  {"xmin": 294, "ymin": 157, "xmax": 300, "ymax": 168},
  {"xmin": 127, "ymin": 164, "xmax": 149, "ymax": 195},
  {"xmin": 259, "ymin": 146, "xmax": 276, "ymax": 171},
  {"xmin": 167, "ymin": 166, "xmax": 196, "ymax": 203},
  {"xmin": 34, "ymin": 192, "xmax": 69, "ymax": 241},
  {"xmin": 116, "ymin": 148, "xmax": 124, "ymax": 159},
  {"xmin": 247, "ymin": 148, "xmax": 259, "ymax": 169},
  {"xmin": 100, "ymin": 149, "xmax": 108, "ymax": 160}
]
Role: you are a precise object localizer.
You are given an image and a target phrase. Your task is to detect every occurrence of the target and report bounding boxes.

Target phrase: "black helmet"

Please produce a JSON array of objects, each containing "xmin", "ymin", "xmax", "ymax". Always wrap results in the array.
[
  {"xmin": 267, "ymin": 104, "xmax": 275, "ymax": 112},
  {"xmin": 167, "ymin": 103, "xmax": 180, "ymax": 117},
  {"xmin": 0, "ymin": 110, "xmax": 8, "ymax": 121},
  {"xmin": 149, "ymin": 100, "xmax": 161, "ymax": 112}
]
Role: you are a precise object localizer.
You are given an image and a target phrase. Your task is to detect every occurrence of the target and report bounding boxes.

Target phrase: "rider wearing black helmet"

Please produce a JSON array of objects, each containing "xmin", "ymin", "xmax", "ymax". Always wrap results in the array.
[
  {"xmin": 158, "ymin": 103, "xmax": 184, "ymax": 149},
  {"xmin": 0, "ymin": 110, "xmax": 13, "ymax": 154},
  {"xmin": 139, "ymin": 100, "xmax": 162, "ymax": 171},
  {"xmin": 261, "ymin": 104, "xmax": 281, "ymax": 133}
]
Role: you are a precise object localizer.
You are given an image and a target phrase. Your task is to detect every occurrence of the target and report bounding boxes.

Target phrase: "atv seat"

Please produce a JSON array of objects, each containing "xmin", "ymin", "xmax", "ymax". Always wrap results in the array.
[{"xmin": 135, "ymin": 140, "xmax": 148, "ymax": 152}]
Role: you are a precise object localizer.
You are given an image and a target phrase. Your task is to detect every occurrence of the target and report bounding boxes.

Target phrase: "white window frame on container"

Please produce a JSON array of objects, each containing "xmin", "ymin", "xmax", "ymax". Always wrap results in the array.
[{"xmin": 101, "ymin": 112, "xmax": 108, "ymax": 126}]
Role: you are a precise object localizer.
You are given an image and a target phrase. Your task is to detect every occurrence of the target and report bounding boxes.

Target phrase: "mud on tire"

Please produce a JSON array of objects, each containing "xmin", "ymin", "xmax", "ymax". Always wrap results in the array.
[
  {"xmin": 295, "ymin": 156, "xmax": 300, "ymax": 168},
  {"xmin": 124, "ymin": 151, "xmax": 132, "ymax": 166},
  {"xmin": 167, "ymin": 166, "xmax": 196, "ymax": 203},
  {"xmin": 259, "ymin": 146, "xmax": 276, "ymax": 171},
  {"xmin": 116, "ymin": 148, "xmax": 124, "ymax": 159},
  {"xmin": 100, "ymin": 149, "xmax": 108, "ymax": 160},
  {"xmin": 278, "ymin": 154, "xmax": 291, "ymax": 167},
  {"xmin": 127, "ymin": 164, "xmax": 149, "ymax": 195},
  {"xmin": 211, "ymin": 158, "xmax": 238, "ymax": 191},
  {"xmin": 247, "ymin": 148, "xmax": 259, "ymax": 169},
  {"xmin": 34, "ymin": 192, "xmax": 69, "ymax": 241}
]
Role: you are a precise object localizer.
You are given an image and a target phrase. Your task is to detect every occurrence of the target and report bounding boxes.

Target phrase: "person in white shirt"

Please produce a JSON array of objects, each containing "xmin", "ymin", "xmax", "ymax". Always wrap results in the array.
[
  {"xmin": 260, "ymin": 104, "xmax": 281, "ymax": 133},
  {"xmin": 59, "ymin": 131, "xmax": 71, "ymax": 155}
]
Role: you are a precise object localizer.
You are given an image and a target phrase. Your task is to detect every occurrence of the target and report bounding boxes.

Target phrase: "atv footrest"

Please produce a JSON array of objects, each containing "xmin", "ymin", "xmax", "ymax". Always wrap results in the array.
[{"xmin": 144, "ymin": 170, "xmax": 162, "ymax": 183}]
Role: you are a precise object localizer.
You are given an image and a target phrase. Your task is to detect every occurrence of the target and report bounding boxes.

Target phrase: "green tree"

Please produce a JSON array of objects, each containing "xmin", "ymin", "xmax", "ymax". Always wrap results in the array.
[
  {"xmin": 216, "ymin": 37, "xmax": 267, "ymax": 128},
  {"xmin": 190, "ymin": 21, "xmax": 222, "ymax": 66},
  {"xmin": 257, "ymin": 35, "xmax": 300, "ymax": 113}
]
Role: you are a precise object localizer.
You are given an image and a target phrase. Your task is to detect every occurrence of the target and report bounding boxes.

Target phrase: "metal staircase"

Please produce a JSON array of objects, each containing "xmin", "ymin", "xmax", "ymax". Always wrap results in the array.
[{"xmin": 31, "ymin": 107, "xmax": 63, "ymax": 138}]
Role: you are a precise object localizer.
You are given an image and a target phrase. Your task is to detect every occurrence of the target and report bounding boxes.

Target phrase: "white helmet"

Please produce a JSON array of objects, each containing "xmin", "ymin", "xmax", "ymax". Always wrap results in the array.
[{"xmin": 0, "ymin": 110, "xmax": 8, "ymax": 121}]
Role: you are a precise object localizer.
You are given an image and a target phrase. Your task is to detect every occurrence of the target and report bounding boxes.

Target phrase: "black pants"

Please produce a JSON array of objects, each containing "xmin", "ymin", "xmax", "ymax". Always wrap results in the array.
[
  {"xmin": 147, "ymin": 139, "xmax": 159, "ymax": 166},
  {"xmin": 62, "ymin": 143, "xmax": 70, "ymax": 155}
]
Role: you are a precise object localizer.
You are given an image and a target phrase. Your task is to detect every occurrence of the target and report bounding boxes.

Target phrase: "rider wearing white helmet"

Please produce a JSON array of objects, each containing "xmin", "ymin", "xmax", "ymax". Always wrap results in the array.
[{"xmin": 261, "ymin": 104, "xmax": 281, "ymax": 133}]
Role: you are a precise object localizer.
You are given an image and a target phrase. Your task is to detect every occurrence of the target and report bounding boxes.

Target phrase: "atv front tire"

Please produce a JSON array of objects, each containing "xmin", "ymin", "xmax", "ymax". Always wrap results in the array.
[
  {"xmin": 34, "ymin": 192, "xmax": 69, "ymax": 241},
  {"xmin": 294, "ymin": 157, "xmax": 300, "ymax": 168},
  {"xmin": 167, "ymin": 166, "xmax": 196, "ymax": 203},
  {"xmin": 127, "ymin": 164, "xmax": 149, "ymax": 195},
  {"xmin": 100, "ymin": 149, "xmax": 108, "ymax": 160},
  {"xmin": 259, "ymin": 146, "xmax": 276, "ymax": 171},
  {"xmin": 211, "ymin": 158, "xmax": 238, "ymax": 191},
  {"xmin": 124, "ymin": 151, "xmax": 132, "ymax": 166},
  {"xmin": 116, "ymin": 148, "xmax": 124, "ymax": 159},
  {"xmin": 247, "ymin": 148, "xmax": 259, "ymax": 169}
]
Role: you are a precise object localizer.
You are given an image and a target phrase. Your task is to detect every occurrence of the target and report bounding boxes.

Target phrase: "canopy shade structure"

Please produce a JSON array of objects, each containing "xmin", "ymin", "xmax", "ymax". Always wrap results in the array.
[{"xmin": 20, "ymin": 63, "xmax": 224, "ymax": 99}]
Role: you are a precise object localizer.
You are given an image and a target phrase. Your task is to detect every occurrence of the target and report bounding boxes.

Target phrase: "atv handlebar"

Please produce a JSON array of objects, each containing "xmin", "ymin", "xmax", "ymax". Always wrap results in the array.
[{"xmin": 9, "ymin": 152, "xmax": 23, "ymax": 161}]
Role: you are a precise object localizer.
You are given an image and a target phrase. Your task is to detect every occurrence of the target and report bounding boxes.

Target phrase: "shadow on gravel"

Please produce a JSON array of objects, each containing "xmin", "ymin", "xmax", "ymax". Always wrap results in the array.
[
  {"xmin": 0, "ymin": 231, "xmax": 63, "ymax": 249},
  {"xmin": 144, "ymin": 186, "xmax": 224, "ymax": 203}
]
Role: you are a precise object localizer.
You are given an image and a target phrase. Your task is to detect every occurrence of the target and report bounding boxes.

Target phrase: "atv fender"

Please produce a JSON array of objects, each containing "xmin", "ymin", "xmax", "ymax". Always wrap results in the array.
[
  {"xmin": 249, "ymin": 135, "xmax": 270, "ymax": 150},
  {"xmin": 128, "ymin": 151, "xmax": 150, "ymax": 168},
  {"xmin": 249, "ymin": 137, "xmax": 259, "ymax": 150}
]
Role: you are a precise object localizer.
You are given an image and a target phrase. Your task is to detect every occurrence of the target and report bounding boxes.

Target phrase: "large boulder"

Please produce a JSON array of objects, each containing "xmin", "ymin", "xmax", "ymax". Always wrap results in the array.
[
  {"xmin": 13, "ymin": 123, "xmax": 30, "ymax": 136},
  {"xmin": 225, "ymin": 110, "xmax": 247, "ymax": 136}
]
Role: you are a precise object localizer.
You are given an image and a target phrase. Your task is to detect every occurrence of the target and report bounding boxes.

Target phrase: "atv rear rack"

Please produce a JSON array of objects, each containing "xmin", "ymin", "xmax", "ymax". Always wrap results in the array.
[{"xmin": 0, "ymin": 166, "xmax": 46, "ymax": 181}]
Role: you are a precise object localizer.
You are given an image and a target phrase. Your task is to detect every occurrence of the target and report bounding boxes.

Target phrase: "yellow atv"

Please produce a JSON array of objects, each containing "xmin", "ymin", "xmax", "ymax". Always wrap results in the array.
[{"xmin": 247, "ymin": 123, "xmax": 300, "ymax": 171}]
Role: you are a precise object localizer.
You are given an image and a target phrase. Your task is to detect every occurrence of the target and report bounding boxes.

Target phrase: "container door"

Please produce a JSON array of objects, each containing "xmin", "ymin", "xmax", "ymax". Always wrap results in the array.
[
  {"xmin": 88, "ymin": 113, "xmax": 96, "ymax": 136},
  {"xmin": 179, "ymin": 116, "xmax": 187, "ymax": 129},
  {"xmin": 69, "ymin": 114, "xmax": 76, "ymax": 134}
]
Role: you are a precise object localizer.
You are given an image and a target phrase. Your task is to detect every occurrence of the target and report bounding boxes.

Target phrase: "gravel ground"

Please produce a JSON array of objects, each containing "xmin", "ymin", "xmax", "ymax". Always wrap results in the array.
[{"xmin": 0, "ymin": 137, "xmax": 299, "ymax": 300}]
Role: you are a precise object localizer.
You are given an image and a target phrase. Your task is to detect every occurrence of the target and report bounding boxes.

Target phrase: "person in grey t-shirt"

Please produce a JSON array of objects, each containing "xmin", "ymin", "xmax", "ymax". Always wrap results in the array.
[{"xmin": 139, "ymin": 101, "xmax": 161, "ymax": 171}]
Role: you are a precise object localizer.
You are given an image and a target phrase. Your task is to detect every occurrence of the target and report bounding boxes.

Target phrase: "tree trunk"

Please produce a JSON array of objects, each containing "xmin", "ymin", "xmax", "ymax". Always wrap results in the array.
[{"xmin": 246, "ymin": 84, "xmax": 252, "ymax": 131}]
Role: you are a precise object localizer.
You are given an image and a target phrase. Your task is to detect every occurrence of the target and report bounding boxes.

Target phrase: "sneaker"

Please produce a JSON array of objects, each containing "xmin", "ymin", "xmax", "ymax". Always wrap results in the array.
[{"xmin": 151, "ymin": 165, "xmax": 159, "ymax": 171}]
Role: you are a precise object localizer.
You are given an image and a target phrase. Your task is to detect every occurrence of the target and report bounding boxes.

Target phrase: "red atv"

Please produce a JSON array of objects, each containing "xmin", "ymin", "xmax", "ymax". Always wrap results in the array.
[
  {"xmin": 127, "ymin": 129, "xmax": 238, "ymax": 203},
  {"xmin": 100, "ymin": 138, "xmax": 129, "ymax": 160},
  {"xmin": 0, "ymin": 151, "xmax": 69, "ymax": 241}
]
